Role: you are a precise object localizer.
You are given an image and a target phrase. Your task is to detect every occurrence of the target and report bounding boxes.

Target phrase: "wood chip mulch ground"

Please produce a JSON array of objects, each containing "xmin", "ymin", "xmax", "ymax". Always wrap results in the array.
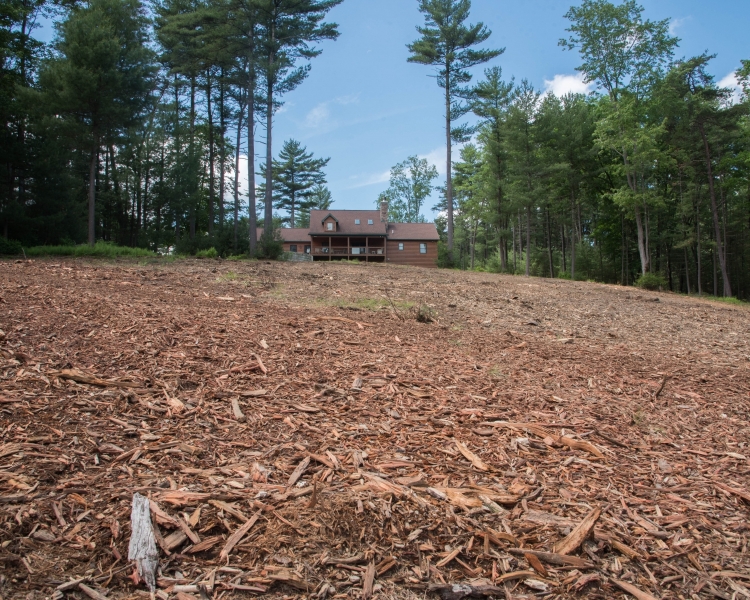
[{"xmin": 0, "ymin": 258, "xmax": 749, "ymax": 600}]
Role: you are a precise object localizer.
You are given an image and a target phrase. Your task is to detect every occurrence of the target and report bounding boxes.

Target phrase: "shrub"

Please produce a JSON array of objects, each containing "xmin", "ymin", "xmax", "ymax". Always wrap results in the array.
[
  {"xmin": 25, "ymin": 242, "xmax": 155, "ymax": 258},
  {"xmin": 255, "ymin": 229, "xmax": 284, "ymax": 260},
  {"xmin": 485, "ymin": 254, "xmax": 503, "ymax": 273},
  {"xmin": 437, "ymin": 242, "xmax": 456, "ymax": 269},
  {"xmin": 414, "ymin": 303, "xmax": 436, "ymax": 323},
  {"xmin": 196, "ymin": 247, "xmax": 218, "ymax": 259},
  {"xmin": 635, "ymin": 272, "xmax": 667, "ymax": 291},
  {"xmin": 0, "ymin": 238, "xmax": 22, "ymax": 255}
]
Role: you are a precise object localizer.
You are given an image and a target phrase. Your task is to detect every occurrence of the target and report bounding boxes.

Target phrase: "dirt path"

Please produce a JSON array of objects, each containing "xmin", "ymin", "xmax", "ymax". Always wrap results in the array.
[{"xmin": 1, "ymin": 258, "xmax": 748, "ymax": 599}]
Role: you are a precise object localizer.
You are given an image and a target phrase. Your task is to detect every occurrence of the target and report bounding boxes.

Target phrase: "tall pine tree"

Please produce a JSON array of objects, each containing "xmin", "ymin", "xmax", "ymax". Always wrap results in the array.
[{"xmin": 407, "ymin": 0, "xmax": 502, "ymax": 258}]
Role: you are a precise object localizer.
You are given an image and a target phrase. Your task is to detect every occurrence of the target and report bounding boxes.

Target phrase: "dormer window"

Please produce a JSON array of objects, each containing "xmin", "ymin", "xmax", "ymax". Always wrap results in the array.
[
  {"xmin": 355, "ymin": 219, "xmax": 360, "ymax": 225},
  {"xmin": 368, "ymin": 219, "xmax": 373, "ymax": 225},
  {"xmin": 326, "ymin": 222, "xmax": 334, "ymax": 231}
]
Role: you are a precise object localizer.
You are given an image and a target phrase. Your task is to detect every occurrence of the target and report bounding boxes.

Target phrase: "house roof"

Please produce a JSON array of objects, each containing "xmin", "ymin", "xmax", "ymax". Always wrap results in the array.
[
  {"xmin": 254, "ymin": 214, "xmax": 440, "ymax": 243},
  {"xmin": 386, "ymin": 222, "xmax": 440, "ymax": 241},
  {"xmin": 308, "ymin": 210, "xmax": 387, "ymax": 236},
  {"xmin": 256, "ymin": 228, "xmax": 310, "ymax": 243}
]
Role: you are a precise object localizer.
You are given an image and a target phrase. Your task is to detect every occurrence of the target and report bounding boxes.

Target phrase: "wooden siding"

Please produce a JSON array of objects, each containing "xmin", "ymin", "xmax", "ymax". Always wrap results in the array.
[
  {"xmin": 386, "ymin": 240, "xmax": 438, "ymax": 268},
  {"xmin": 284, "ymin": 242, "xmax": 311, "ymax": 254}
]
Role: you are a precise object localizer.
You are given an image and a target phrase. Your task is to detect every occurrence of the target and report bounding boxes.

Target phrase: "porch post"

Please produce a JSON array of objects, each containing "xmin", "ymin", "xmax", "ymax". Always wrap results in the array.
[
  {"xmin": 366, "ymin": 237, "xmax": 369, "ymax": 263},
  {"xmin": 329, "ymin": 236, "xmax": 331, "ymax": 261}
]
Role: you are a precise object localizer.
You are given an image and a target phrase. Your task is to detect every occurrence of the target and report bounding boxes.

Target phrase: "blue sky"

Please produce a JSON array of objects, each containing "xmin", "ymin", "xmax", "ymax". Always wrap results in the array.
[
  {"xmin": 35, "ymin": 0, "xmax": 750, "ymax": 219},
  {"xmin": 262, "ymin": 0, "xmax": 749, "ymax": 218}
]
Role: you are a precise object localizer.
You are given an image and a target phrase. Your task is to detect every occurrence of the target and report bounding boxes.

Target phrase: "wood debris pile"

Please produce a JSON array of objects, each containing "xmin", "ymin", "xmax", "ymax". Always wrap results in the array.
[{"xmin": 0, "ymin": 259, "xmax": 748, "ymax": 599}]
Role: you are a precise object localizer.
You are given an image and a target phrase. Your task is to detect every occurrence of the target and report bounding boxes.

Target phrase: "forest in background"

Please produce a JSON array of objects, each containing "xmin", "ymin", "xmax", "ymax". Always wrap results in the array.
[{"xmin": 1, "ymin": 0, "xmax": 749, "ymax": 297}]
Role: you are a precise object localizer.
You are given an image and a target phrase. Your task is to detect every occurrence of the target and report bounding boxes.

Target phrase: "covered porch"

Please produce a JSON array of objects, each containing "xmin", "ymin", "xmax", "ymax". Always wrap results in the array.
[{"xmin": 311, "ymin": 236, "xmax": 386, "ymax": 262}]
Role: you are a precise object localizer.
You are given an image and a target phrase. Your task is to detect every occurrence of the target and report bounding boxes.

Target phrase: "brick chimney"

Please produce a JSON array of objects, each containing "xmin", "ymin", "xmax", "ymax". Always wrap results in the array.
[{"xmin": 380, "ymin": 200, "xmax": 389, "ymax": 223}]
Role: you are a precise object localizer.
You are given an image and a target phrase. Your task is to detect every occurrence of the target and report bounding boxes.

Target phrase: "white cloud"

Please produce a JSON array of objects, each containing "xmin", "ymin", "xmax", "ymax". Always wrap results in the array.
[
  {"xmin": 419, "ymin": 146, "xmax": 449, "ymax": 176},
  {"xmin": 303, "ymin": 94, "xmax": 360, "ymax": 130},
  {"xmin": 669, "ymin": 17, "xmax": 690, "ymax": 36},
  {"xmin": 346, "ymin": 170, "xmax": 390, "ymax": 189},
  {"xmin": 543, "ymin": 73, "xmax": 593, "ymax": 97},
  {"xmin": 305, "ymin": 103, "xmax": 332, "ymax": 128},
  {"xmin": 718, "ymin": 71, "xmax": 743, "ymax": 104}
]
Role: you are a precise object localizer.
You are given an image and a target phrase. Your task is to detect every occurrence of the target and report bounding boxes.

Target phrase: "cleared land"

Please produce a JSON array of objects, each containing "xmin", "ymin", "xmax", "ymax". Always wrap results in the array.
[{"xmin": 1, "ymin": 258, "xmax": 749, "ymax": 600}]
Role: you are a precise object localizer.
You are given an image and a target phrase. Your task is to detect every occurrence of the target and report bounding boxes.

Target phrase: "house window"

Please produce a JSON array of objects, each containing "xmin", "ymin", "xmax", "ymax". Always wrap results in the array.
[
  {"xmin": 304, "ymin": 245, "xmax": 311, "ymax": 254},
  {"xmin": 368, "ymin": 219, "xmax": 373, "ymax": 225},
  {"xmin": 398, "ymin": 243, "xmax": 404, "ymax": 251},
  {"xmin": 327, "ymin": 222, "xmax": 334, "ymax": 231},
  {"xmin": 289, "ymin": 245, "xmax": 297, "ymax": 253},
  {"xmin": 420, "ymin": 243, "xmax": 427, "ymax": 254},
  {"xmin": 355, "ymin": 219, "xmax": 360, "ymax": 225}
]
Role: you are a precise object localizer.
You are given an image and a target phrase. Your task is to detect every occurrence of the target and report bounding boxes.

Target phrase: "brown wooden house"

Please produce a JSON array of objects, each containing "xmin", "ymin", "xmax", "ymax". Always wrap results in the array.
[{"xmin": 257, "ymin": 202, "xmax": 440, "ymax": 267}]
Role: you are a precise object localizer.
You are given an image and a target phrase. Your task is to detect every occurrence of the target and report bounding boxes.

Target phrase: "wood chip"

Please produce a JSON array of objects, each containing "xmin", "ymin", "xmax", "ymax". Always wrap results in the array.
[
  {"xmin": 554, "ymin": 506, "xmax": 602, "ymax": 555},
  {"xmin": 219, "ymin": 510, "xmax": 261, "ymax": 561},
  {"xmin": 454, "ymin": 440, "xmax": 490, "ymax": 471},
  {"xmin": 612, "ymin": 579, "xmax": 661, "ymax": 600}
]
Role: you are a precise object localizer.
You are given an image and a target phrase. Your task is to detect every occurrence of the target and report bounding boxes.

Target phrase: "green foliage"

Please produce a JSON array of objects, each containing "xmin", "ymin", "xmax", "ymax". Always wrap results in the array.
[
  {"xmin": 25, "ymin": 242, "xmax": 155, "ymax": 258},
  {"xmin": 560, "ymin": 0, "xmax": 678, "ymax": 101},
  {"xmin": 255, "ymin": 229, "xmax": 284, "ymax": 260},
  {"xmin": 705, "ymin": 296, "xmax": 747, "ymax": 307},
  {"xmin": 0, "ymin": 239, "xmax": 22, "ymax": 255},
  {"xmin": 196, "ymin": 247, "xmax": 218, "ymax": 259},
  {"xmin": 635, "ymin": 272, "xmax": 667, "ymax": 290},
  {"xmin": 298, "ymin": 185, "xmax": 333, "ymax": 228},
  {"xmin": 260, "ymin": 139, "xmax": 330, "ymax": 228},
  {"xmin": 377, "ymin": 156, "xmax": 437, "ymax": 223},
  {"xmin": 408, "ymin": 0, "xmax": 504, "ymax": 251},
  {"xmin": 437, "ymin": 241, "xmax": 456, "ymax": 268}
]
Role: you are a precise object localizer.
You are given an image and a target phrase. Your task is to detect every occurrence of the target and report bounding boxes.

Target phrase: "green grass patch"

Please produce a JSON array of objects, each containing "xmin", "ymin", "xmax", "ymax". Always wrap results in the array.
[
  {"xmin": 195, "ymin": 247, "xmax": 218, "ymax": 259},
  {"xmin": 702, "ymin": 295, "xmax": 747, "ymax": 306},
  {"xmin": 218, "ymin": 271, "xmax": 239, "ymax": 282},
  {"xmin": 25, "ymin": 242, "xmax": 156, "ymax": 258}
]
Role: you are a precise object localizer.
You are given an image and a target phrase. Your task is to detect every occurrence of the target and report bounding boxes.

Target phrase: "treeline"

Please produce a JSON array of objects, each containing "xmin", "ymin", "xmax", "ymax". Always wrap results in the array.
[
  {"xmin": 429, "ymin": 2, "xmax": 750, "ymax": 298},
  {"xmin": 1, "ymin": 0, "xmax": 341, "ymax": 256}
]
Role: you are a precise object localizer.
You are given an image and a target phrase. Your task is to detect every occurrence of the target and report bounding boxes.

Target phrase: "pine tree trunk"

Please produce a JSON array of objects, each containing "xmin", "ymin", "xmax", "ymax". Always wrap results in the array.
[
  {"xmin": 248, "ymin": 60, "xmax": 257, "ymax": 255},
  {"xmin": 696, "ymin": 203, "xmax": 701, "ymax": 295},
  {"xmin": 570, "ymin": 191, "xmax": 576, "ymax": 280},
  {"xmin": 234, "ymin": 105, "xmax": 243, "ymax": 254},
  {"xmin": 633, "ymin": 204, "xmax": 649, "ymax": 274},
  {"xmin": 698, "ymin": 122, "xmax": 732, "ymax": 296},
  {"xmin": 713, "ymin": 248, "xmax": 718, "ymax": 296},
  {"xmin": 88, "ymin": 139, "xmax": 98, "ymax": 246},
  {"xmin": 219, "ymin": 71, "xmax": 226, "ymax": 230},
  {"xmin": 189, "ymin": 76, "xmax": 196, "ymax": 241},
  {"xmin": 264, "ymin": 25, "xmax": 275, "ymax": 237},
  {"xmin": 546, "ymin": 206, "xmax": 554, "ymax": 278},
  {"xmin": 207, "ymin": 74, "xmax": 215, "ymax": 237},
  {"xmin": 525, "ymin": 205, "xmax": 531, "ymax": 277},
  {"xmin": 445, "ymin": 64, "xmax": 453, "ymax": 257}
]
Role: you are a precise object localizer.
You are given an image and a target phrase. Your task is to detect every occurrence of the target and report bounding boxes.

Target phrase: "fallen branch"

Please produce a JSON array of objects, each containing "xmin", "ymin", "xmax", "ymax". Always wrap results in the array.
[{"xmin": 50, "ymin": 369, "xmax": 144, "ymax": 389}]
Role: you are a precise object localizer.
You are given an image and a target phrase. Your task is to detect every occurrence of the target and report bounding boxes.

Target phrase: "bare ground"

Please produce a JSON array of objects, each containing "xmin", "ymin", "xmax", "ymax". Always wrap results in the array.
[{"xmin": 0, "ymin": 258, "xmax": 749, "ymax": 600}]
